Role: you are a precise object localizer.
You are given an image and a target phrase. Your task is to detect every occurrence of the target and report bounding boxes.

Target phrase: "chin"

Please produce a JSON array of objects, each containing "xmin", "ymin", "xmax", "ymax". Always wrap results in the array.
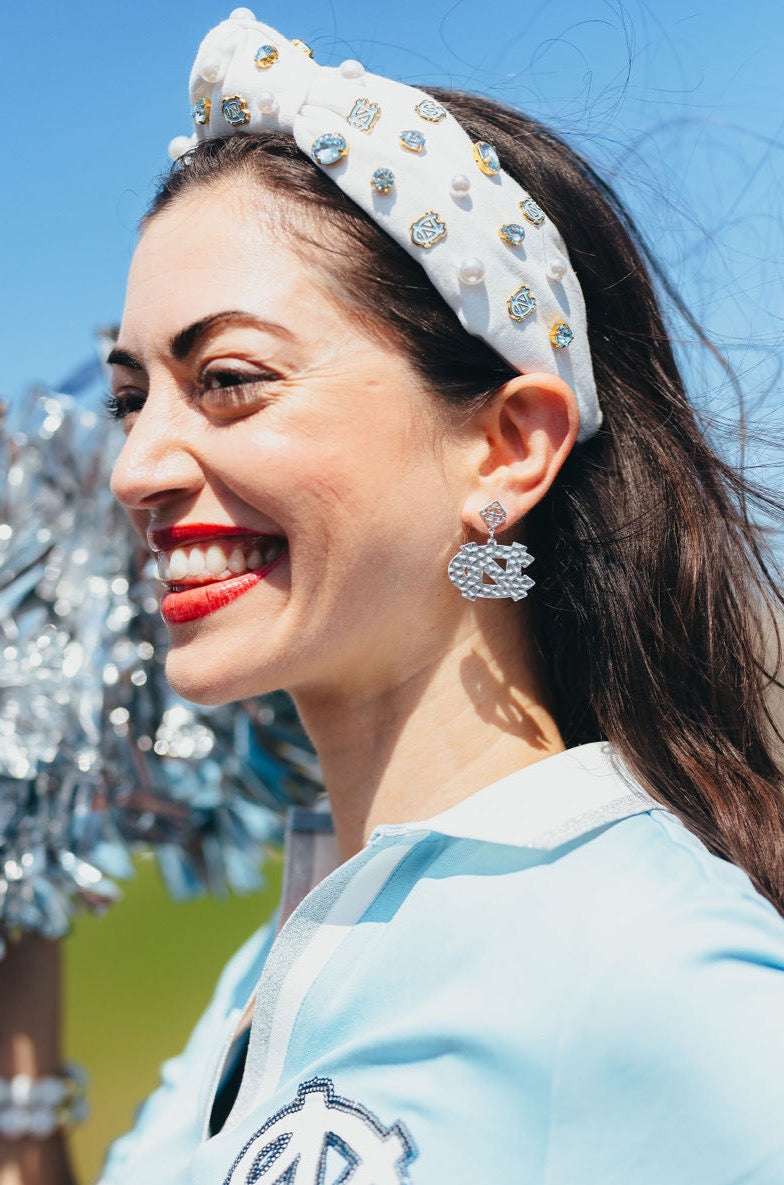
[{"xmin": 163, "ymin": 647, "xmax": 281, "ymax": 707}]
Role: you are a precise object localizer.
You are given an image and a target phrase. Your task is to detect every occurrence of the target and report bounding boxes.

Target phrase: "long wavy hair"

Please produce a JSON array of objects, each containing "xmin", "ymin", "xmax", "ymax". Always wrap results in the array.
[{"xmin": 146, "ymin": 90, "xmax": 784, "ymax": 913}]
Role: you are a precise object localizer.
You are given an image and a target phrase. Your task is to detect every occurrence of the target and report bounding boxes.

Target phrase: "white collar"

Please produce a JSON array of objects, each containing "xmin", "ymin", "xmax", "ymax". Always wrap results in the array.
[
  {"xmin": 280, "ymin": 744, "xmax": 658, "ymax": 923},
  {"xmin": 370, "ymin": 742, "xmax": 657, "ymax": 851}
]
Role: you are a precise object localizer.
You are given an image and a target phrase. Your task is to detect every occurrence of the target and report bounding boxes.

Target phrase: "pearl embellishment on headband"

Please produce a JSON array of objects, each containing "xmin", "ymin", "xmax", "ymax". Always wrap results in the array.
[
  {"xmin": 449, "ymin": 174, "xmax": 471, "ymax": 199},
  {"xmin": 199, "ymin": 58, "xmax": 226, "ymax": 84},
  {"xmin": 458, "ymin": 258, "xmax": 486, "ymax": 285},
  {"xmin": 255, "ymin": 91, "xmax": 278, "ymax": 114},
  {"xmin": 340, "ymin": 59, "xmax": 365, "ymax": 80},
  {"xmin": 168, "ymin": 134, "xmax": 195, "ymax": 160},
  {"xmin": 547, "ymin": 258, "xmax": 567, "ymax": 281}
]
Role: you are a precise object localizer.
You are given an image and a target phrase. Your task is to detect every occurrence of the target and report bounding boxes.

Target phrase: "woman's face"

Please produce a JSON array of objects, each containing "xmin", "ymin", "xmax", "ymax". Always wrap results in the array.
[{"xmin": 110, "ymin": 184, "xmax": 473, "ymax": 705}]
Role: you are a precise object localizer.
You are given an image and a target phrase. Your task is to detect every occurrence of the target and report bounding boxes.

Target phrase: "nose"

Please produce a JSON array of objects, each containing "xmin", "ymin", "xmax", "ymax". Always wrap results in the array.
[{"xmin": 110, "ymin": 389, "xmax": 204, "ymax": 514}]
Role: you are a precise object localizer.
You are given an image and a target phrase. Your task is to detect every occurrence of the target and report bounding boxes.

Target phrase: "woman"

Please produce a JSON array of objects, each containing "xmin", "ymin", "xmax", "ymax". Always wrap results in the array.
[{"xmin": 3, "ymin": 8, "xmax": 784, "ymax": 1184}]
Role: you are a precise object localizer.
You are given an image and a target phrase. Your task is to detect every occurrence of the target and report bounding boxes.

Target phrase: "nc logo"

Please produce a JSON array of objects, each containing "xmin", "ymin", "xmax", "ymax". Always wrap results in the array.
[
  {"xmin": 447, "ymin": 539, "xmax": 535, "ymax": 601},
  {"xmin": 223, "ymin": 1078, "xmax": 417, "ymax": 1185}
]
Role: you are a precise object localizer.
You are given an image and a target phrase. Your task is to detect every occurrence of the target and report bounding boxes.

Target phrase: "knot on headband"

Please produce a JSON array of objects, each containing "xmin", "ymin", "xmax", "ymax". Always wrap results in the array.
[{"xmin": 169, "ymin": 7, "xmax": 601, "ymax": 441}]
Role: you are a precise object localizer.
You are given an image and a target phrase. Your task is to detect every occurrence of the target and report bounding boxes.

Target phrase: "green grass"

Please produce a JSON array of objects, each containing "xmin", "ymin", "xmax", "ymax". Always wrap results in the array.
[{"xmin": 64, "ymin": 852, "xmax": 282, "ymax": 1184}]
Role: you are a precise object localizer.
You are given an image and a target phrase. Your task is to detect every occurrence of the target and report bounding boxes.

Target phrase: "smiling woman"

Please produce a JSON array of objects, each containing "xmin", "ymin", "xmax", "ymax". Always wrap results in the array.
[
  {"xmin": 106, "ymin": 187, "xmax": 506, "ymax": 719},
  {"xmin": 3, "ymin": 8, "xmax": 784, "ymax": 1185}
]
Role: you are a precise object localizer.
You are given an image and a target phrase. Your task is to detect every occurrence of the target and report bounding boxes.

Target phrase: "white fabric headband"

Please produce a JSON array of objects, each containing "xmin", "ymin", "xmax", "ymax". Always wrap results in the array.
[{"xmin": 169, "ymin": 7, "xmax": 602, "ymax": 441}]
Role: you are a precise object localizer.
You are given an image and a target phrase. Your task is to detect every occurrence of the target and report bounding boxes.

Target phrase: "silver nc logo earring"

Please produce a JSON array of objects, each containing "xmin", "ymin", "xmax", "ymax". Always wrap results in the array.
[{"xmin": 447, "ymin": 501, "xmax": 535, "ymax": 602}]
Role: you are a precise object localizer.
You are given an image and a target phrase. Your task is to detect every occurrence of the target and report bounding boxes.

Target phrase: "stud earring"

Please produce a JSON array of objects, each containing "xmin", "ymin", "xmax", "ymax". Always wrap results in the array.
[{"xmin": 447, "ymin": 501, "xmax": 535, "ymax": 602}]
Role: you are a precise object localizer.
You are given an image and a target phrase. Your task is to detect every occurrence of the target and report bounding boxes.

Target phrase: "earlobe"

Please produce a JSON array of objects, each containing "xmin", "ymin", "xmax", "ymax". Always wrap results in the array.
[{"xmin": 463, "ymin": 372, "xmax": 581, "ymax": 530}]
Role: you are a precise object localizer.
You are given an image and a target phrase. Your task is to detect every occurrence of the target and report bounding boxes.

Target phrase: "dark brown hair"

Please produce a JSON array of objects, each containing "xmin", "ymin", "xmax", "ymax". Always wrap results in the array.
[{"xmin": 148, "ymin": 90, "xmax": 784, "ymax": 912}]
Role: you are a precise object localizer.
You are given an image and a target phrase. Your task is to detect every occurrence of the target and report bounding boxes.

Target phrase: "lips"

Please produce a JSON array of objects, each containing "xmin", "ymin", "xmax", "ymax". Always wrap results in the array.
[
  {"xmin": 148, "ymin": 523, "xmax": 287, "ymax": 624},
  {"xmin": 147, "ymin": 523, "xmax": 262, "ymax": 553}
]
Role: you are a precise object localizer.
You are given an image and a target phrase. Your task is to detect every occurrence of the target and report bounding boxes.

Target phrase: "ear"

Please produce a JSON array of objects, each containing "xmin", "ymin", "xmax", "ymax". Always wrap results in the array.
[{"xmin": 460, "ymin": 372, "xmax": 580, "ymax": 531}]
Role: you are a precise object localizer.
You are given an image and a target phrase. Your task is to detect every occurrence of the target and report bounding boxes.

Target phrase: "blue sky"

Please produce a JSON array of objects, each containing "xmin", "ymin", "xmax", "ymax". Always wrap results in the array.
[{"xmin": 3, "ymin": 0, "xmax": 783, "ymax": 463}]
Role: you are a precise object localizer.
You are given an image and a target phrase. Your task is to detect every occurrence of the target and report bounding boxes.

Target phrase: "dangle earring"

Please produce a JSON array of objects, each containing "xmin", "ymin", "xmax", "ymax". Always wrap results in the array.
[{"xmin": 447, "ymin": 501, "xmax": 535, "ymax": 602}]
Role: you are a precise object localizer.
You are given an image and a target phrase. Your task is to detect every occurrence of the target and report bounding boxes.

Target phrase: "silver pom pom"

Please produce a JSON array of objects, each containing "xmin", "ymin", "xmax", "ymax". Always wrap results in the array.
[{"xmin": 0, "ymin": 386, "xmax": 322, "ymax": 952}]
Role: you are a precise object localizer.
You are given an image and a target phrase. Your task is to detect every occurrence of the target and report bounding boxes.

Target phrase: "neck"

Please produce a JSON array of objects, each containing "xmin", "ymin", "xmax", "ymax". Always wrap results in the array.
[{"xmin": 292, "ymin": 609, "xmax": 565, "ymax": 862}]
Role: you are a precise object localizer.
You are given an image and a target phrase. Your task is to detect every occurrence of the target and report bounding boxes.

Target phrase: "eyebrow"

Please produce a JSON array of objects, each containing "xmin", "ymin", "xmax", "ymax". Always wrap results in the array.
[
  {"xmin": 170, "ymin": 311, "xmax": 293, "ymax": 361},
  {"xmin": 106, "ymin": 346, "xmax": 143, "ymax": 370},
  {"xmin": 107, "ymin": 311, "xmax": 294, "ymax": 371}
]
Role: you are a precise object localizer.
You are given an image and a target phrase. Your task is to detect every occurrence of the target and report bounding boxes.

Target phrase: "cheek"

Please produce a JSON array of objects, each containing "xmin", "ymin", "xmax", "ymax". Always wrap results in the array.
[
  {"xmin": 220, "ymin": 408, "xmax": 423, "ymax": 517},
  {"xmin": 209, "ymin": 398, "xmax": 457, "ymax": 585}
]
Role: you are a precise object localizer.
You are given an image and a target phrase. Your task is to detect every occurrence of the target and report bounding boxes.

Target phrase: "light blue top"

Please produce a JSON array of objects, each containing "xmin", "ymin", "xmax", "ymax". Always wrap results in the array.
[{"xmin": 98, "ymin": 743, "xmax": 784, "ymax": 1184}]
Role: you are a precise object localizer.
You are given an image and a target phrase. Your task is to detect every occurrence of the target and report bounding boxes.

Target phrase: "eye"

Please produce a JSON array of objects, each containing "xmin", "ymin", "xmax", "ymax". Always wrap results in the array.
[
  {"xmin": 104, "ymin": 389, "xmax": 146, "ymax": 421},
  {"xmin": 200, "ymin": 367, "xmax": 271, "ymax": 390},
  {"xmin": 194, "ymin": 366, "xmax": 279, "ymax": 413}
]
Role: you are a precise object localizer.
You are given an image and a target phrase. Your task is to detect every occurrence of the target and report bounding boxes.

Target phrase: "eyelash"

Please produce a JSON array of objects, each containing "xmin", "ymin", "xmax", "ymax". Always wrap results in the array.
[
  {"xmin": 103, "ymin": 370, "xmax": 278, "ymax": 421},
  {"xmin": 103, "ymin": 391, "xmax": 141, "ymax": 420}
]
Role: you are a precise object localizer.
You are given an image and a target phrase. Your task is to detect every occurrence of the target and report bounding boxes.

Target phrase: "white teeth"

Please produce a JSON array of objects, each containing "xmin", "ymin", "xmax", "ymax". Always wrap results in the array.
[
  {"xmin": 227, "ymin": 547, "xmax": 246, "ymax": 573},
  {"xmin": 156, "ymin": 537, "xmax": 285, "ymax": 584},
  {"xmin": 168, "ymin": 549, "xmax": 188, "ymax": 581},
  {"xmin": 205, "ymin": 544, "xmax": 227, "ymax": 575},
  {"xmin": 187, "ymin": 549, "xmax": 206, "ymax": 576}
]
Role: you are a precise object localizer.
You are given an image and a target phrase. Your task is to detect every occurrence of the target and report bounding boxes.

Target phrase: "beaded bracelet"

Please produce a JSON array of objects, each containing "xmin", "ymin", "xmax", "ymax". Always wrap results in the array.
[{"xmin": 0, "ymin": 1065, "xmax": 88, "ymax": 1140}]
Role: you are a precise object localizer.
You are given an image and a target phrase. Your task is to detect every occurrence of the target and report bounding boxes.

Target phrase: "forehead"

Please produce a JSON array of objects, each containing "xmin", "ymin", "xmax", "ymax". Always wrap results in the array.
[{"xmin": 121, "ymin": 185, "xmax": 342, "ymax": 347}]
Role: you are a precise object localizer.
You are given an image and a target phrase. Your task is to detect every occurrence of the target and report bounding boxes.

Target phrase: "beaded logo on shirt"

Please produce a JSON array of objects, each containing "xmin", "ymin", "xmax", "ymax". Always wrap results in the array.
[{"xmin": 221, "ymin": 1077, "xmax": 417, "ymax": 1184}]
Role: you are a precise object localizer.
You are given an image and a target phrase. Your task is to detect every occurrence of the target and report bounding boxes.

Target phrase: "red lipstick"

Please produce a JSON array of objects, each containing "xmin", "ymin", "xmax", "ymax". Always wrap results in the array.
[
  {"xmin": 148, "ymin": 523, "xmax": 261, "ymax": 553},
  {"xmin": 160, "ymin": 554, "xmax": 284, "ymax": 624},
  {"xmin": 150, "ymin": 522, "xmax": 286, "ymax": 624}
]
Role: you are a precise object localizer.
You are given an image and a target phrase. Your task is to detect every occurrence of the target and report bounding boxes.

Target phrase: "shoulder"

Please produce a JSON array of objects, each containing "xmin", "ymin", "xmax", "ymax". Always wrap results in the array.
[
  {"xmin": 360, "ymin": 751, "xmax": 784, "ymax": 1030},
  {"xmin": 390, "ymin": 793, "xmax": 784, "ymax": 978},
  {"xmin": 539, "ymin": 811, "xmax": 784, "ymax": 1184},
  {"xmin": 540, "ymin": 803, "xmax": 784, "ymax": 937}
]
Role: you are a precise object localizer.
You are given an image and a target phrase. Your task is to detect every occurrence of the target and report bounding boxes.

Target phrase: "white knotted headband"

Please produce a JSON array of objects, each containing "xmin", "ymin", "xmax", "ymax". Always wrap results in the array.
[{"xmin": 169, "ymin": 8, "xmax": 602, "ymax": 441}]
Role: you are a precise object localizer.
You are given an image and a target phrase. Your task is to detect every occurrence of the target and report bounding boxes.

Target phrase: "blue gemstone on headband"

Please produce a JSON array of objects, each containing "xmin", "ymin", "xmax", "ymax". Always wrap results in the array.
[
  {"xmin": 507, "ymin": 286, "xmax": 537, "ymax": 322},
  {"xmin": 520, "ymin": 197, "xmax": 546, "ymax": 225},
  {"xmin": 191, "ymin": 97, "xmax": 211, "ymax": 125},
  {"xmin": 400, "ymin": 129, "xmax": 425, "ymax": 152},
  {"xmin": 498, "ymin": 223, "xmax": 526, "ymax": 247},
  {"xmin": 550, "ymin": 322, "xmax": 574, "ymax": 349},
  {"xmin": 371, "ymin": 167, "xmax": 395, "ymax": 194},
  {"xmin": 473, "ymin": 141, "xmax": 500, "ymax": 175},
  {"xmin": 254, "ymin": 44, "xmax": 279, "ymax": 68},
  {"xmin": 311, "ymin": 133, "xmax": 348, "ymax": 166}
]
